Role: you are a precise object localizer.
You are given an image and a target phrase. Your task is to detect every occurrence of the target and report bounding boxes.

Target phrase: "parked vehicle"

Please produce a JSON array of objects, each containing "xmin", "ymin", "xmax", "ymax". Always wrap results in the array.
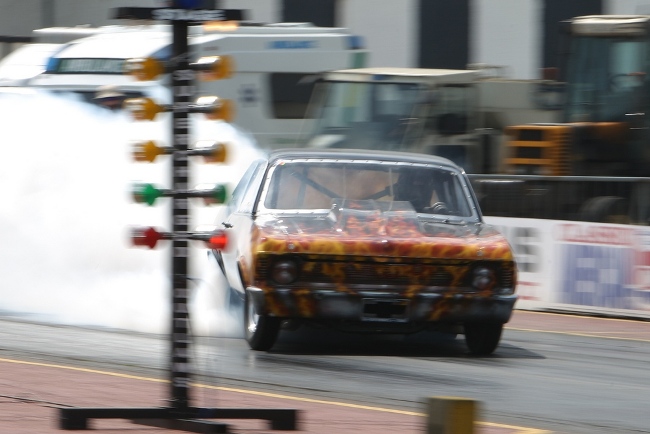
[
  {"xmin": 0, "ymin": 43, "xmax": 63, "ymax": 86},
  {"xmin": 495, "ymin": 15, "xmax": 650, "ymax": 223},
  {"xmin": 301, "ymin": 15, "xmax": 650, "ymax": 225},
  {"xmin": 25, "ymin": 21, "xmax": 368, "ymax": 149},
  {"xmin": 301, "ymin": 66, "xmax": 560, "ymax": 174}
]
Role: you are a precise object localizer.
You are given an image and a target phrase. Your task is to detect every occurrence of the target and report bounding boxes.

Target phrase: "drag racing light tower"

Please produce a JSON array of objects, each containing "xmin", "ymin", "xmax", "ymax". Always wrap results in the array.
[{"xmin": 57, "ymin": 4, "xmax": 298, "ymax": 432}]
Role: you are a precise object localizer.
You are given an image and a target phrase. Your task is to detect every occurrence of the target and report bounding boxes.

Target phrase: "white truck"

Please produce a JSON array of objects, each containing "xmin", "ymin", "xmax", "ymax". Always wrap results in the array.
[{"xmin": 25, "ymin": 21, "xmax": 369, "ymax": 149}]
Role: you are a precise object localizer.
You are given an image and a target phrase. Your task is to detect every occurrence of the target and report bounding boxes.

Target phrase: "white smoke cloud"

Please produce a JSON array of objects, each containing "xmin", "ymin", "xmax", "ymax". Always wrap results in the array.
[{"xmin": 0, "ymin": 89, "xmax": 263, "ymax": 336}]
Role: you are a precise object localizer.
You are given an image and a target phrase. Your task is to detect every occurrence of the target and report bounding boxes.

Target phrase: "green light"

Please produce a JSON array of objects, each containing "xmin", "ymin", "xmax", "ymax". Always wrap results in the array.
[
  {"xmin": 195, "ymin": 184, "xmax": 228, "ymax": 205},
  {"xmin": 198, "ymin": 184, "xmax": 228, "ymax": 205},
  {"xmin": 210, "ymin": 184, "xmax": 227, "ymax": 204},
  {"xmin": 132, "ymin": 183, "xmax": 166, "ymax": 206}
]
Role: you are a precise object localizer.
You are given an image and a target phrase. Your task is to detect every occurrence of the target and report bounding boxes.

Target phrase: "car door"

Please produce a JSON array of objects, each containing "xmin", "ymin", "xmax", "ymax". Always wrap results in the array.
[{"xmin": 217, "ymin": 159, "xmax": 268, "ymax": 294}]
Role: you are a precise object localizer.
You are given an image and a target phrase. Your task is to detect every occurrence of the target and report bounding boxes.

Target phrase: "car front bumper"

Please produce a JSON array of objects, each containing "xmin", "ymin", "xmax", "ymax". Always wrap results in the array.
[{"xmin": 247, "ymin": 286, "xmax": 517, "ymax": 325}]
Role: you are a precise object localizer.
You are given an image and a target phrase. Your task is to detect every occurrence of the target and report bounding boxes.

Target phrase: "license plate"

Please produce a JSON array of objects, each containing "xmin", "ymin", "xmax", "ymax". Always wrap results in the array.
[{"xmin": 361, "ymin": 298, "xmax": 408, "ymax": 322}]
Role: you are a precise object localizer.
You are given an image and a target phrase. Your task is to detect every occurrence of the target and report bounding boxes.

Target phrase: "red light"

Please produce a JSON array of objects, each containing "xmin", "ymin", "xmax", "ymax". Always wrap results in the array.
[
  {"xmin": 131, "ymin": 227, "xmax": 165, "ymax": 249},
  {"xmin": 207, "ymin": 232, "xmax": 228, "ymax": 250}
]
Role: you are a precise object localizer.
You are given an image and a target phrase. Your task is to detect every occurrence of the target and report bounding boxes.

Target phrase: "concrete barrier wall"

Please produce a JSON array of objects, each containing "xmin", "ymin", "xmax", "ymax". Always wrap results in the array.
[{"xmin": 485, "ymin": 216, "xmax": 650, "ymax": 319}]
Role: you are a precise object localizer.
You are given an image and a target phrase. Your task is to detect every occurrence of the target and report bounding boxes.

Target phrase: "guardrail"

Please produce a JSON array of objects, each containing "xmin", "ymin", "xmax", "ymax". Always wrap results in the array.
[{"xmin": 469, "ymin": 174, "xmax": 650, "ymax": 225}]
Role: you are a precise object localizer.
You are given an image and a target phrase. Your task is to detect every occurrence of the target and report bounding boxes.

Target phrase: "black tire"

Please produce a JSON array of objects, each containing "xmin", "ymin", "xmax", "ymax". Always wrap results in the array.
[
  {"xmin": 244, "ymin": 291, "xmax": 281, "ymax": 351},
  {"xmin": 464, "ymin": 322, "xmax": 503, "ymax": 356}
]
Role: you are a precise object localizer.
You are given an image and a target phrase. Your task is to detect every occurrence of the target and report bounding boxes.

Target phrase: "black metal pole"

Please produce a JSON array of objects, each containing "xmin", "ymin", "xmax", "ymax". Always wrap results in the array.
[{"xmin": 170, "ymin": 18, "xmax": 192, "ymax": 412}]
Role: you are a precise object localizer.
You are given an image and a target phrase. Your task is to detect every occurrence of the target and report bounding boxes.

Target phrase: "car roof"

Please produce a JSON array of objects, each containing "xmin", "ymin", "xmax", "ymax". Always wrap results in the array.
[{"xmin": 267, "ymin": 148, "xmax": 461, "ymax": 170}]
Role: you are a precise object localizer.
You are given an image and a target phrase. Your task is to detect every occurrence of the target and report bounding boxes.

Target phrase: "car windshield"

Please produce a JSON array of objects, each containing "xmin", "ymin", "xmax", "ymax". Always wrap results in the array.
[
  {"xmin": 564, "ymin": 36, "xmax": 650, "ymax": 123},
  {"xmin": 261, "ymin": 159, "xmax": 475, "ymax": 218}
]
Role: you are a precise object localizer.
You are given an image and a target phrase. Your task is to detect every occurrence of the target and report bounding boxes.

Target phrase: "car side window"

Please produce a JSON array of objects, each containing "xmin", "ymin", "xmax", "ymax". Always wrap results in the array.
[
  {"xmin": 227, "ymin": 159, "xmax": 265, "ymax": 214},
  {"xmin": 432, "ymin": 171, "xmax": 473, "ymax": 217},
  {"xmin": 237, "ymin": 160, "xmax": 268, "ymax": 214}
]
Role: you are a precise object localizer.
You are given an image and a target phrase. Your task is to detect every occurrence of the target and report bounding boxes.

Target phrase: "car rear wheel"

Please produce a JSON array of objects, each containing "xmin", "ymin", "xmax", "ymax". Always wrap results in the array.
[
  {"xmin": 244, "ymin": 291, "xmax": 281, "ymax": 351},
  {"xmin": 464, "ymin": 322, "xmax": 503, "ymax": 356}
]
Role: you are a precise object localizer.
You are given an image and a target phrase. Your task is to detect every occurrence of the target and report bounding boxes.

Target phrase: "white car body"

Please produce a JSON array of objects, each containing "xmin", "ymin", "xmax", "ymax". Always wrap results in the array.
[{"xmin": 27, "ymin": 22, "xmax": 368, "ymax": 149}]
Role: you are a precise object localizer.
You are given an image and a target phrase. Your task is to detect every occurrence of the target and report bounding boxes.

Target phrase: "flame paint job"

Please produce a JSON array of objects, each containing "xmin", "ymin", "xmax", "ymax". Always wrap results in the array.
[
  {"xmin": 239, "ymin": 209, "xmax": 516, "ymax": 320},
  {"xmin": 254, "ymin": 214, "xmax": 513, "ymax": 261}
]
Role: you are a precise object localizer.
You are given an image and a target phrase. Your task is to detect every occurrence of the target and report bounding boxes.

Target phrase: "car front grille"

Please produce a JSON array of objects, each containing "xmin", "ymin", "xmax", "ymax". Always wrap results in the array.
[
  {"xmin": 256, "ymin": 256, "xmax": 517, "ymax": 290},
  {"xmin": 308, "ymin": 262, "xmax": 456, "ymax": 286},
  {"xmin": 256, "ymin": 255, "xmax": 517, "ymax": 293}
]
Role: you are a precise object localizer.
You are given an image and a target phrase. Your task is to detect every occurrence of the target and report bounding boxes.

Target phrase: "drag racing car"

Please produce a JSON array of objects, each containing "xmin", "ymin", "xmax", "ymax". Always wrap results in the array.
[{"xmin": 212, "ymin": 148, "xmax": 517, "ymax": 355}]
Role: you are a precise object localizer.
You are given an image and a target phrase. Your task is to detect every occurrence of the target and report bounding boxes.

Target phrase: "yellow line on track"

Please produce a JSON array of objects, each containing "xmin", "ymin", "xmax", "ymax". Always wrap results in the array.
[
  {"xmin": 505, "ymin": 326, "xmax": 650, "ymax": 343},
  {"xmin": 515, "ymin": 310, "xmax": 648, "ymax": 324},
  {"xmin": 0, "ymin": 357, "xmax": 546, "ymax": 433},
  {"xmin": 0, "ymin": 357, "xmax": 166, "ymax": 382}
]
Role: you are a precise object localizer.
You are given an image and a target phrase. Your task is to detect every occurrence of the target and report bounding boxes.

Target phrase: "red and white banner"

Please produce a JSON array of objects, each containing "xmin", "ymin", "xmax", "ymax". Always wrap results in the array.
[{"xmin": 485, "ymin": 217, "xmax": 650, "ymax": 318}]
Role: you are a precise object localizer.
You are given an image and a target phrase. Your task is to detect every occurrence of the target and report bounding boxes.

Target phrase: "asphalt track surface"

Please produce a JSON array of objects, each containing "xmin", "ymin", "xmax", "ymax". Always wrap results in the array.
[{"xmin": 1, "ymin": 310, "xmax": 649, "ymax": 434}]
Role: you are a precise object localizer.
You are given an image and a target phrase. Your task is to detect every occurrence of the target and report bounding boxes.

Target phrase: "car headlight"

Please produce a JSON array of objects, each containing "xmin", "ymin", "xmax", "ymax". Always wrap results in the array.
[
  {"xmin": 271, "ymin": 259, "xmax": 299, "ymax": 284},
  {"xmin": 472, "ymin": 266, "xmax": 495, "ymax": 291}
]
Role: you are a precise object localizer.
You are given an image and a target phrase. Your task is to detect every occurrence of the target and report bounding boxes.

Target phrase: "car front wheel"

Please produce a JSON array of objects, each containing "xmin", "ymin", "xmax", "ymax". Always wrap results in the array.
[
  {"xmin": 464, "ymin": 322, "xmax": 503, "ymax": 356},
  {"xmin": 244, "ymin": 291, "xmax": 281, "ymax": 351}
]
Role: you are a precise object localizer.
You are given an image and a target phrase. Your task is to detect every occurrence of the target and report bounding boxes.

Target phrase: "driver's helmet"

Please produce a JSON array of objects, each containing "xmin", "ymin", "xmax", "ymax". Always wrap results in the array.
[
  {"xmin": 94, "ymin": 85, "xmax": 125, "ymax": 110},
  {"xmin": 394, "ymin": 168, "xmax": 434, "ymax": 212}
]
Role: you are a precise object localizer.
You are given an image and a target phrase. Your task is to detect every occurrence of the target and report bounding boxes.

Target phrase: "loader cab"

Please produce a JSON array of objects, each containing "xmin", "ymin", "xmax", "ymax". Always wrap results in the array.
[
  {"xmin": 505, "ymin": 15, "xmax": 650, "ymax": 176},
  {"xmin": 303, "ymin": 67, "xmax": 484, "ymax": 171},
  {"xmin": 561, "ymin": 16, "xmax": 650, "ymax": 127}
]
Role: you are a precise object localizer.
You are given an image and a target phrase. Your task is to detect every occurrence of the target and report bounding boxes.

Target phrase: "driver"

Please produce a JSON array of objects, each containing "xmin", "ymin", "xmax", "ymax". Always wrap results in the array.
[
  {"xmin": 94, "ymin": 85, "xmax": 125, "ymax": 111},
  {"xmin": 394, "ymin": 168, "xmax": 435, "ymax": 212},
  {"xmin": 394, "ymin": 168, "xmax": 450, "ymax": 214}
]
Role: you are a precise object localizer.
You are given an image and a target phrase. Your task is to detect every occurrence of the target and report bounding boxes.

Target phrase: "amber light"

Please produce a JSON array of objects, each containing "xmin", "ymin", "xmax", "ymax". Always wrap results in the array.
[
  {"xmin": 195, "ymin": 96, "xmax": 234, "ymax": 122},
  {"xmin": 133, "ymin": 140, "xmax": 168, "ymax": 162},
  {"xmin": 124, "ymin": 57, "xmax": 165, "ymax": 81},
  {"xmin": 203, "ymin": 20, "xmax": 239, "ymax": 32},
  {"xmin": 124, "ymin": 97, "xmax": 167, "ymax": 121}
]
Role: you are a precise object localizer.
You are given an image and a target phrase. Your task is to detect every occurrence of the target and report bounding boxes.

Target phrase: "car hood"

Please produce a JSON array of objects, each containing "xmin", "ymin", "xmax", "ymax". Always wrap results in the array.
[{"xmin": 253, "ymin": 212, "xmax": 513, "ymax": 261}]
